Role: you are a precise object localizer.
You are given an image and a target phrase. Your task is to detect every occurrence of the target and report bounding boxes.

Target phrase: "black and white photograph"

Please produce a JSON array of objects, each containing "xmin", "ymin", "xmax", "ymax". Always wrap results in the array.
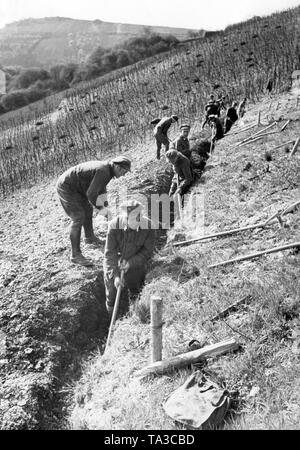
[{"xmin": 0, "ymin": 0, "xmax": 299, "ymax": 435}]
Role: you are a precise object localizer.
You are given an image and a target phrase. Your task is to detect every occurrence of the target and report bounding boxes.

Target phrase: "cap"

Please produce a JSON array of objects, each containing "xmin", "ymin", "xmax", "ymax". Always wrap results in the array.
[
  {"xmin": 112, "ymin": 156, "xmax": 131, "ymax": 171},
  {"xmin": 120, "ymin": 199, "xmax": 143, "ymax": 214},
  {"xmin": 180, "ymin": 124, "xmax": 191, "ymax": 131},
  {"xmin": 171, "ymin": 115, "xmax": 179, "ymax": 121}
]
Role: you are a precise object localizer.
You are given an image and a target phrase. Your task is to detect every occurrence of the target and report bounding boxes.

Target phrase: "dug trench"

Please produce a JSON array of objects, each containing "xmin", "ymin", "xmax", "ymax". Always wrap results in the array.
[{"xmin": 0, "ymin": 156, "xmax": 186, "ymax": 429}]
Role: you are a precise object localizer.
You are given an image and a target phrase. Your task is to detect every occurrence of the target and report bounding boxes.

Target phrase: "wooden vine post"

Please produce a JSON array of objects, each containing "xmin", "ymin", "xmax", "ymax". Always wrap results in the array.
[
  {"xmin": 150, "ymin": 296, "xmax": 163, "ymax": 363},
  {"xmin": 290, "ymin": 137, "xmax": 300, "ymax": 157}
]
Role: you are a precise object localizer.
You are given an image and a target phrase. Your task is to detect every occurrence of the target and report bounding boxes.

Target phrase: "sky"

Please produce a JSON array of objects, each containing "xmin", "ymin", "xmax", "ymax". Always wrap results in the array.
[{"xmin": 0, "ymin": 0, "xmax": 299, "ymax": 31}]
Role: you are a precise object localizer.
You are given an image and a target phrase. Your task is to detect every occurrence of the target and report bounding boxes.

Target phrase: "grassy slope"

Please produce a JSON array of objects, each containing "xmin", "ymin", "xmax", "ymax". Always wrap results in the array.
[
  {"xmin": 0, "ymin": 6, "xmax": 299, "ymax": 430},
  {"xmin": 70, "ymin": 87, "xmax": 300, "ymax": 430}
]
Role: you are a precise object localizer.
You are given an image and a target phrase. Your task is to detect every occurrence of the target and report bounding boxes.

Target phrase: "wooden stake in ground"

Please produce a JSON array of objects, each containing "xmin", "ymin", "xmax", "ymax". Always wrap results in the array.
[
  {"xmin": 104, "ymin": 270, "xmax": 125, "ymax": 354},
  {"xmin": 151, "ymin": 296, "xmax": 163, "ymax": 363},
  {"xmin": 280, "ymin": 120, "xmax": 290, "ymax": 132},
  {"xmin": 290, "ymin": 137, "xmax": 300, "ymax": 157},
  {"xmin": 257, "ymin": 111, "xmax": 261, "ymax": 126},
  {"xmin": 208, "ymin": 242, "xmax": 300, "ymax": 269},
  {"xmin": 134, "ymin": 338, "xmax": 239, "ymax": 378}
]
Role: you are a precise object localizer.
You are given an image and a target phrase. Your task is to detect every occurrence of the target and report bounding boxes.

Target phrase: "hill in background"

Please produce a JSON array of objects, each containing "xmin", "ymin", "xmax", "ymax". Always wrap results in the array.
[{"xmin": 0, "ymin": 17, "xmax": 203, "ymax": 68}]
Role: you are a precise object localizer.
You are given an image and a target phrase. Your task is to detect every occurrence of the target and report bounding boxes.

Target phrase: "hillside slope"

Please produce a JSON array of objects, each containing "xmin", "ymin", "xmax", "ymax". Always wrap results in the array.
[
  {"xmin": 0, "ymin": 17, "xmax": 200, "ymax": 68},
  {"xmin": 69, "ymin": 86, "xmax": 300, "ymax": 430},
  {"xmin": 0, "ymin": 6, "xmax": 299, "ymax": 430}
]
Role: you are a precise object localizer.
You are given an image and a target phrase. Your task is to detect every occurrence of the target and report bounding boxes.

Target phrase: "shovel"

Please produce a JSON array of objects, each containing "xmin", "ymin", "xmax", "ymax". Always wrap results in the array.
[{"xmin": 104, "ymin": 269, "xmax": 125, "ymax": 354}]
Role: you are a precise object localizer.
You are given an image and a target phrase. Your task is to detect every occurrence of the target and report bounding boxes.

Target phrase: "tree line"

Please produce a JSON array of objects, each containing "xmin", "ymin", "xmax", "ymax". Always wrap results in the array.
[{"xmin": 0, "ymin": 31, "xmax": 178, "ymax": 114}]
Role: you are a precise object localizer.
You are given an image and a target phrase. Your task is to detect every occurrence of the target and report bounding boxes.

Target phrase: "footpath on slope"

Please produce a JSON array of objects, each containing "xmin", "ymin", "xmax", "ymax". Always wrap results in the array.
[{"xmin": 69, "ymin": 87, "xmax": 300, "ymax": 430}]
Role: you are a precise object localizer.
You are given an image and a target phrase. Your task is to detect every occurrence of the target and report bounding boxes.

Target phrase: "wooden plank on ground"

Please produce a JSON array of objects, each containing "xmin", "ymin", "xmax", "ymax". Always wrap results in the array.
[{"xmin": 134, "ymin": 338, "xmax": 239, "ymax": 378}]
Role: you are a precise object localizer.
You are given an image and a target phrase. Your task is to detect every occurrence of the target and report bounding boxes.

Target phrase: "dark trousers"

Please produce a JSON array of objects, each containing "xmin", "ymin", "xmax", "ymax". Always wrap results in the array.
[
  {"xmin": 155, "ymin": 132, "xmax": 169, "ymax": 159},
  {"xmin": 57, "ymin": 184, "xmax": 95, "ymax": 255},
  {"xmin": 104, "ymin": 266, "xmax": 146, "ymax": 310}
]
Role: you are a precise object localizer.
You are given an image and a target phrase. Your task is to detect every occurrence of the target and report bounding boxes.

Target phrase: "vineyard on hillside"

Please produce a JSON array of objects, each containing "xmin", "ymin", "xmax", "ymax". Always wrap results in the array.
[{"xmin": 0, "ymin": 7, "xmax": 299, "ymax": 195}]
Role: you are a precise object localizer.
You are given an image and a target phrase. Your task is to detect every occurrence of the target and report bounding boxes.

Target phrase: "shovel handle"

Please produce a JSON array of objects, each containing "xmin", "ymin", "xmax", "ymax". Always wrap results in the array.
[{"xmin": 104, "ymin": 270, "xmax": 125, "ymax": 354}]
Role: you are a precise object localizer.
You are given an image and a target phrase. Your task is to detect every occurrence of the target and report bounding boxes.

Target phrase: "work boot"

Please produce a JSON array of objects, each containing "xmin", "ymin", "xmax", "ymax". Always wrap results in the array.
[
  {"xmin": 70, "ymin": 254, "xmax": 94, "ymax": 267},
  {"xmin": 84, "ymin": 236, "xmax": 105, "ymax": 248}
]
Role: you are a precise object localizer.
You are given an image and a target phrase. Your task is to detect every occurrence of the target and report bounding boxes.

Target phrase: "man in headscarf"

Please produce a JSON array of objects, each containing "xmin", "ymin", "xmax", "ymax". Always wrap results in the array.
[
  {"xmin": 103, "ymin": 200, "xmax": 155, "ymax": 316},
  {"xmin": 56, "ymin": 156, "xmax": 131, "ymax": 267},
  {"xmin": 153, "ymin": 115, "xmax": 179, "ymax": 160},
  {"xmin": 171, "ymin": 124, "xmax": 191, "ymax": 159}
]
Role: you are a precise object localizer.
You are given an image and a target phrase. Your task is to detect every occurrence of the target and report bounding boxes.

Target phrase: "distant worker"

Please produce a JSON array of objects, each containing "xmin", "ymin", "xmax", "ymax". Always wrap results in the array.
[
  {"xmin": 171, "ymin": 124, "xmax": 191, "ymax": 159},
  {"xmin": 208, "ymin": 115, "xmax": 224, "ymax": 141},
  {"xmin": 202, "ymin": 95, "xmax": 220, "ymax": 129},
  {"xmin": 237, "ymin": 97, "xmax": 247, "ymax": 119},
  {"xmin": 56, "ymin": 156, "xmax": 131, "ymax": 267},
  {"xmin": 103, "ymin": 200, "xmax": 155, "ymax": 316},
  {"xmin": 224, "ymin": 102, "xmax": 238, "ymax": 133},
  {"xmin": 166, "ymin": 149, "xmax": 193, "ymax": 198},
  {"xmin": 266, "ymin": 78, "xmax": 273, "ymax": 95},
  {"xmin": 216, "ymin": 95, "xmax": 226, "ymax": 116},
  {"xmin": 153, "ymin": 115, "xmax": 179, "ymax": 160}
]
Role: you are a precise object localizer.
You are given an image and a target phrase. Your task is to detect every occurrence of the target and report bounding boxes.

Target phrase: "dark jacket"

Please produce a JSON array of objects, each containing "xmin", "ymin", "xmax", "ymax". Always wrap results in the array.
[
  {"xmin": 56, "ymin": 160, "xmax": 114, "ymax": 208},
  {"xmin": 154, "ymin": 117, "xmax": 173, "ymax": 136},
  {"xmin": 169, "ymin": 153, "xmax": 193, "ymax": 195},
  {"xmin": 172, "ymin": 135, "xmax": 191, "ymax": 158},
  {"xmin": 226, "ymin": 107, "xmax": 238, "ymax": 123},
  {"xmin": 205, "ymin": 102, "xmax": 219, "ymax": 116},
  {"xmin": 103, "ymin": 215, "xmax": 155, "ymax": 279}
]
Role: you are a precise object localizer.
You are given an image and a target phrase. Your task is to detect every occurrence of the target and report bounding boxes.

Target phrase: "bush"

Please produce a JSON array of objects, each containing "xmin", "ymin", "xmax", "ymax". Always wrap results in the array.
[{"xmin": 11, "ymin": 68, "xmax": 50, "ymax": 90}]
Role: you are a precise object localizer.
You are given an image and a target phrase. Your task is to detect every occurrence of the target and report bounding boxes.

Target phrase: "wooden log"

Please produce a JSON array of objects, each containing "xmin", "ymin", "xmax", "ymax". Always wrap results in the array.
[
  {"xmin": 280, "ymin": 120, "xmax": 290, "ymax": 132},
  {"xmin": 211, "ymin": 295, "xmax": 253, "ymax": 322},
  {"xmin": 208, "ymin": 242, "xmax": 300, "ymax": 269},
  {"xmin": 290, "ymin": 137, "xmax": 300, "ymax": 157},
  {"xmin": 172, "ymin": 221, "xmax": 266, "ymax": 248},
  {"xmin": 134, "ymin": 338, "xmax": 239, "ymax": 378},
  {"xmin": 151, "ymin": 296, "xmax": 163, "ymax": 363}
]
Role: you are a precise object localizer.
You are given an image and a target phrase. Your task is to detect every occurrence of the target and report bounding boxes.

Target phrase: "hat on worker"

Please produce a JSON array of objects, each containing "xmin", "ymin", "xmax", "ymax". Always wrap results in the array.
[
  {"xmin": 112, "ymin": 156, "xmax": 131, "ymax": 171},
  {"xmin": 180, "ymin": 124, "xmax": 191, "ymax": 131},
  {"xmin": 171, "ymin": 115, "xmax": 179, "ymax": 122},
  {"xmin": 120, "ymin": 199, "xmax": 143, "ymax": 215}
]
